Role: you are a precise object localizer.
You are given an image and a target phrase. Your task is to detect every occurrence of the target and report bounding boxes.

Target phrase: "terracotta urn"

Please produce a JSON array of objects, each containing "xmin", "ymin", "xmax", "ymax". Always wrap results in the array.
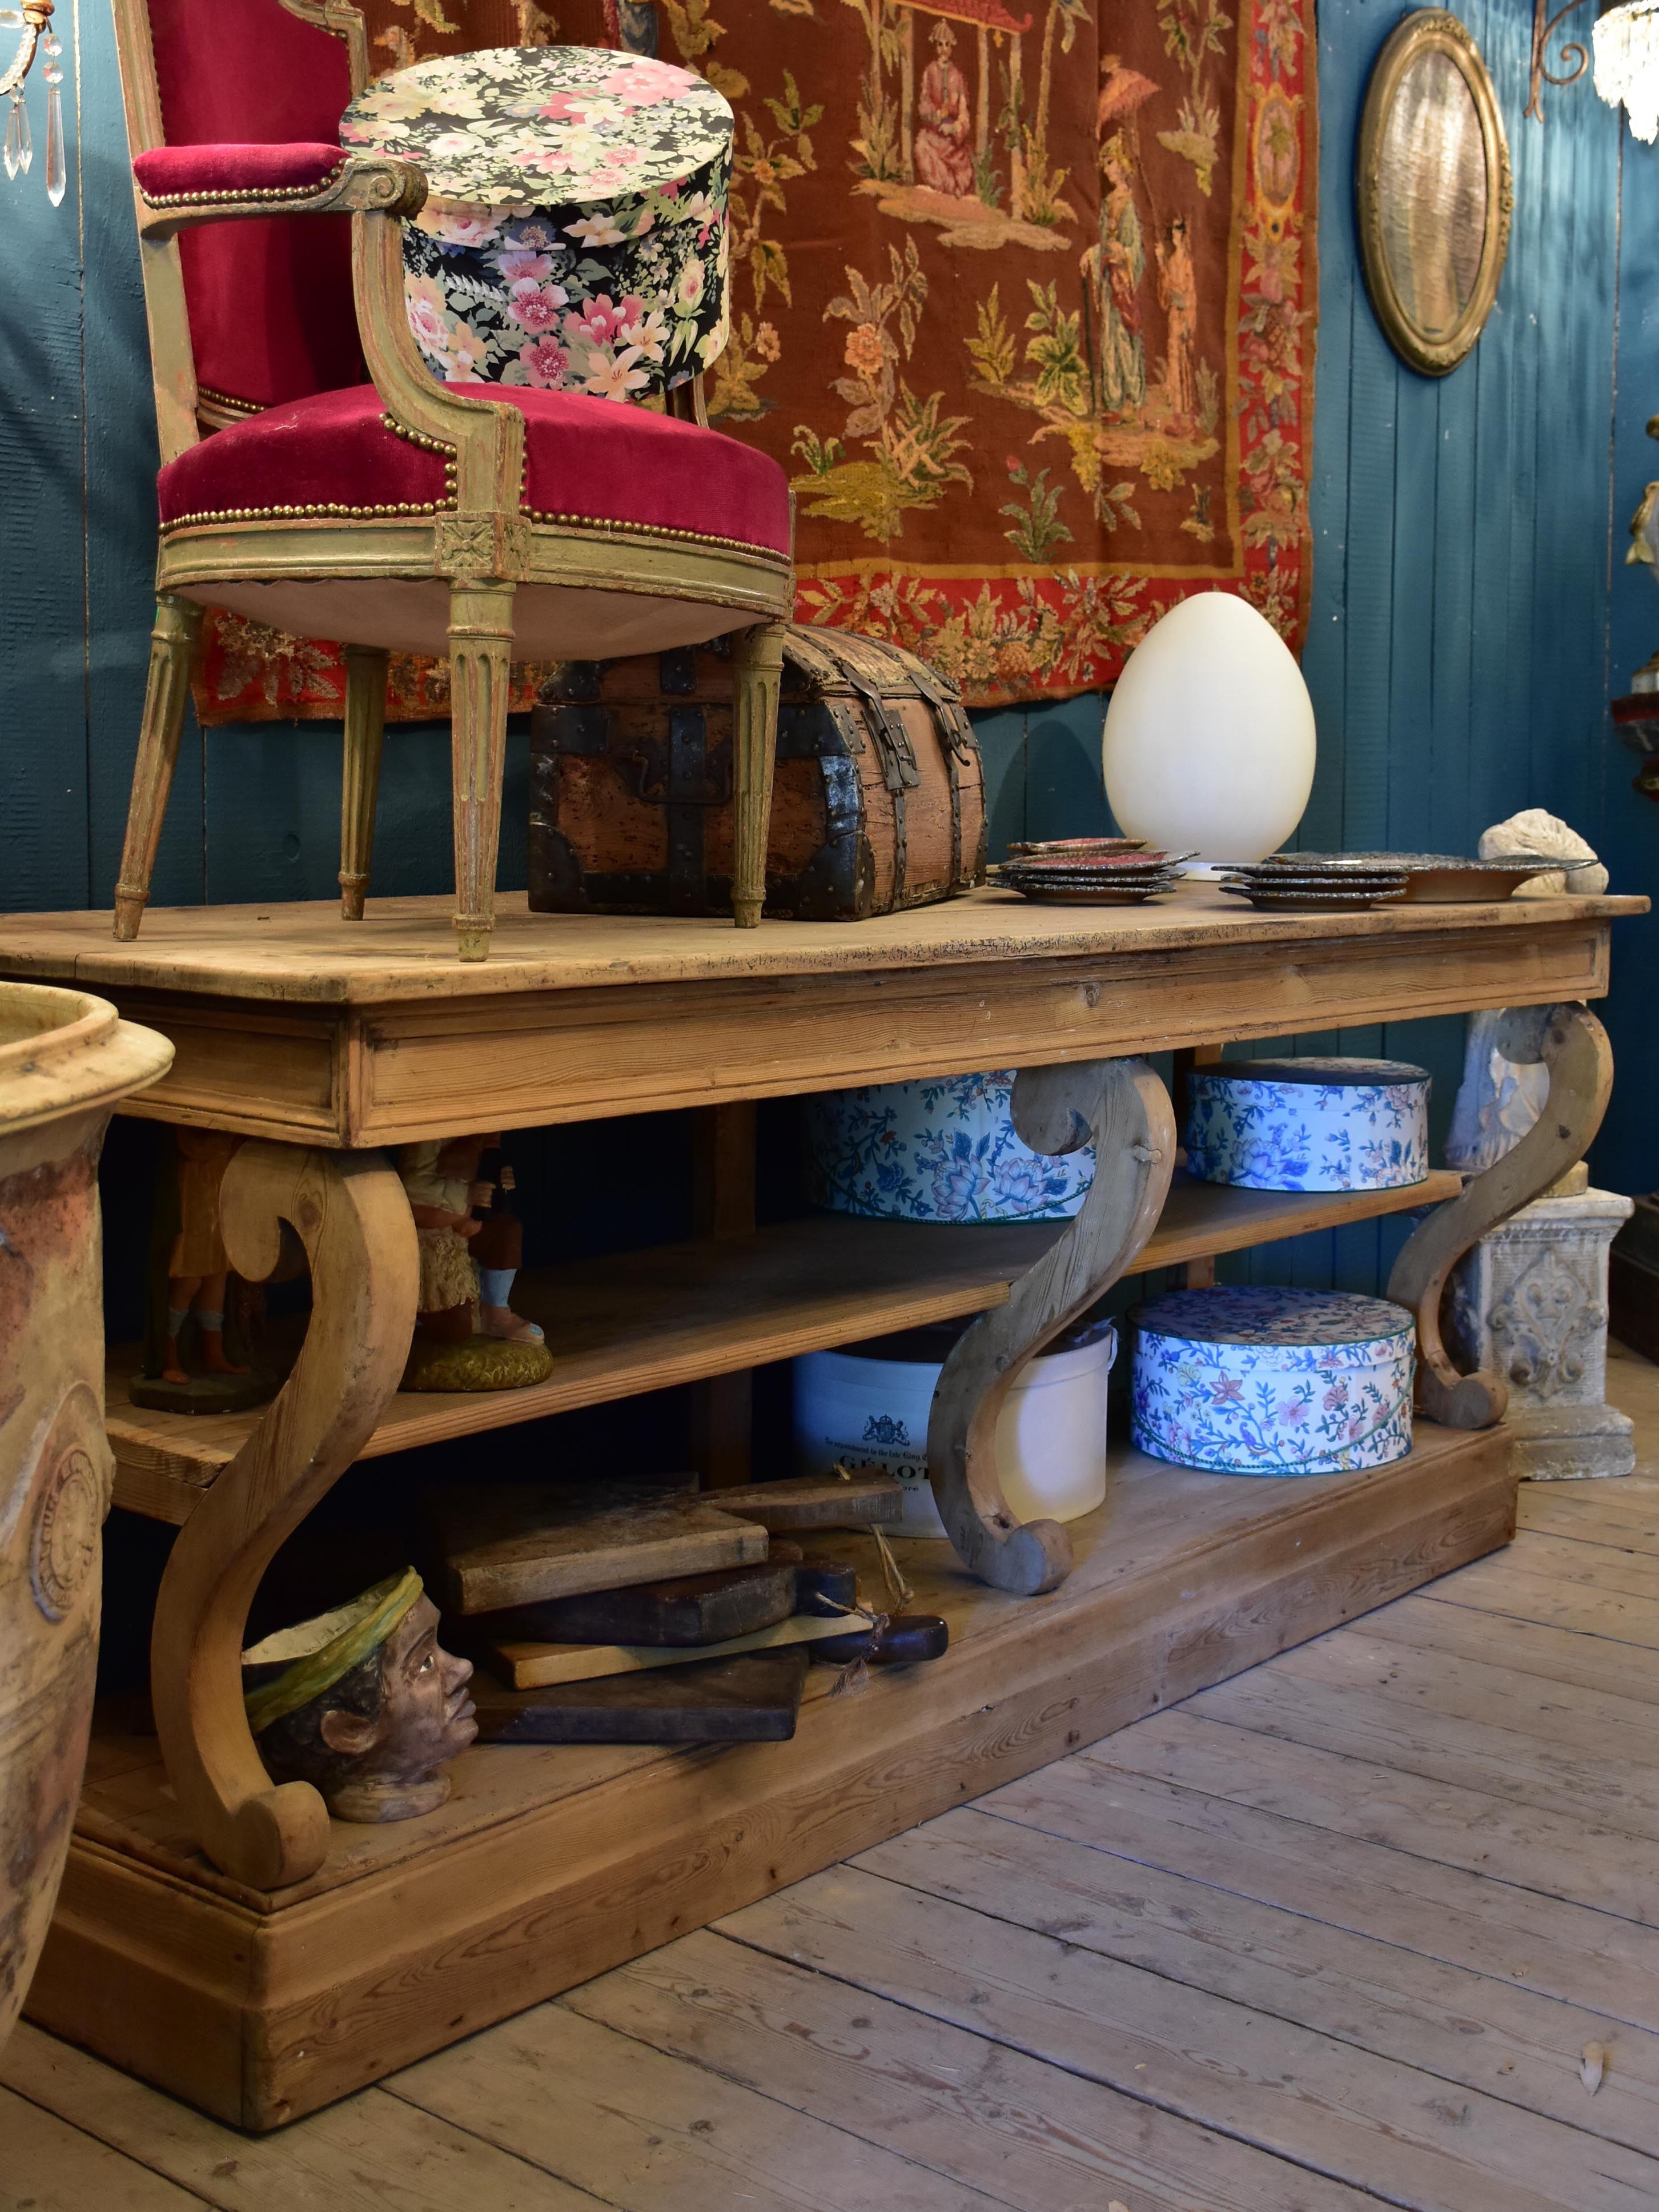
[{"xmin": 0, "ymin": 982, "xmax": 171, "ymax": 2045}]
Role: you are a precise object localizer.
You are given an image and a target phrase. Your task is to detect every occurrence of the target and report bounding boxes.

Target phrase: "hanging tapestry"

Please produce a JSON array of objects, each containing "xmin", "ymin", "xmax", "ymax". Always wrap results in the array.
[{"xmin": 191, "ymin": 0, "xmax": 1316, "ymax": 723}]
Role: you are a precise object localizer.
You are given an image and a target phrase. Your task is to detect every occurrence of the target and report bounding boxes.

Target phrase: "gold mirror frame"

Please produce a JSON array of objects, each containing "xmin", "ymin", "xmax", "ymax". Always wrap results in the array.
[{"xmin": 1357, "ymin": 9, "xmax": 1513, "ymax": 379}]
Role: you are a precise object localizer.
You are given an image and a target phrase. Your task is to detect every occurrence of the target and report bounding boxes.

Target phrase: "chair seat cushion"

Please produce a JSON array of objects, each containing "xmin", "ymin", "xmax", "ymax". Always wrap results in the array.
[{"xmin": 158, "ymin": 382, "xmax": 792, "ymax": 557}]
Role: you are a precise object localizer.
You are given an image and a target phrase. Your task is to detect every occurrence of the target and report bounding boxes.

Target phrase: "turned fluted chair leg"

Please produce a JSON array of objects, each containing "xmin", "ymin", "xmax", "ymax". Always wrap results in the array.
[
  {"xmin": 730, "ymin": 620, "xmax": 786, "ymax": 929},
  {"xmin": 1387, "ymin": 1001, "xmax": 1614, "ymax": 1428},
  {"xmin": 340, "ymin": 644, "xmax": 389, "ymax": 921},
  {"xmin": 113, "ymin": 593, "xmax": 204, "ymax": 941},
  {"xmin": 448, "ymin": 583, "xmax": 516, "ymax": 961},
  {"xmin": 150, "ymin": 1143, "xmax": 417, "ymax": 1890},
  {"xmin": 927, "ymin": 1058, "xmax": 1176, "ymax": 1595}
]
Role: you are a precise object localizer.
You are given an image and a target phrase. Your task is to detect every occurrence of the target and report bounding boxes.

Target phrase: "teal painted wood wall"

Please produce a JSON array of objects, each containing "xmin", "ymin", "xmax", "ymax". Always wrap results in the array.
[{"xmin": 4, "ymin": 0, "xmax": 1654, "ymax": 1248}]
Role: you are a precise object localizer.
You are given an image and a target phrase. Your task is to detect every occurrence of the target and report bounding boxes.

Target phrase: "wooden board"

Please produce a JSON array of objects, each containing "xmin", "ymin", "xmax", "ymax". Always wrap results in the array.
[
  {"xmin": 106, "ymin": 1171, "xmax": 1467, "ymax": 1523},
  {"xmin": 479, "ymin": 1609, "xmax": 875, "ymax": 1689},
  {"xmin": 493, "ymin": 1559, "xmax": 800, "ymax": 1648},
  {"xmin": 26, "ymin": 1416, "xmax": 1515, "ymax": 2129},
  {"xmin": 469, "ymin": 1651, "xmax": 812, "ymax": 1744},
  {"xmin": 429, "ymin": 1475, "xmax": 898, "ymax": 1615},
  {"xmin": 425, "ymin": 1483, "xmax": 770, "ymax": 1615},
  {"xmin": 0, "ymin": 890, "xmax": 1633, "ymax": 1145}
]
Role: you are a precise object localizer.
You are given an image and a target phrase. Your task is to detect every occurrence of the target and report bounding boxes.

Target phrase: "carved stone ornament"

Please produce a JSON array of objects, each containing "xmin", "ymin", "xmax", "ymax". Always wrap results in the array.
[{"xmin": 1447, "ymin": 1186, "xmax": 1636, "ymax": 1479}]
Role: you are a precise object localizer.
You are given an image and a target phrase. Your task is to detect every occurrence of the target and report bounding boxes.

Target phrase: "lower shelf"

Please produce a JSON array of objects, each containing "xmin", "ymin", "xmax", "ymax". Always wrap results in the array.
[
  {"xmin": 35, "ymin": 1414, "xmax": 1513, "ymax": 2129},
  {"xmin": 105, "ymin": 1169, "xmax": 1461, "ymax": 1523}
]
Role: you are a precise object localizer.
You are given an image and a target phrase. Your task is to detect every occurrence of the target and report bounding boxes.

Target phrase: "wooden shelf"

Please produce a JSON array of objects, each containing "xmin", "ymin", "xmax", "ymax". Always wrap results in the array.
[
  {"xmin": 43, "ymin": 1416, "xmax": 1515, "ymax": 2127},
  {"xmin": 106, "ymin": 1170, "xmax": 1461, "ymax": 1523}
]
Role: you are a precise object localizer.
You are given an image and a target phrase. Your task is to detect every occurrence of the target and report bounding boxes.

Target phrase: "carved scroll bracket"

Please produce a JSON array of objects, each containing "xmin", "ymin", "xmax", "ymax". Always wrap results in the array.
[
  {"xmin": 150, "ymin": 1144, "xmax": 417, "ymax": 1890},
  {"xmin": 1386, "ymin": 1001, "xmax": 1614, "ymax": 1429},
  {"xmin": 927, "ymin": 1058, "xmax": 1176, "ymax": 1596}
]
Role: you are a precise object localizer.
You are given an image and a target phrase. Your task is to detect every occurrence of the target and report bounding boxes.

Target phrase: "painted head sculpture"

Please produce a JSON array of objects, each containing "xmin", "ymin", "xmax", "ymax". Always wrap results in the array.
[{"xmin": 243, "ymin": 1571, "xmax": 476, "ymax": 1822}]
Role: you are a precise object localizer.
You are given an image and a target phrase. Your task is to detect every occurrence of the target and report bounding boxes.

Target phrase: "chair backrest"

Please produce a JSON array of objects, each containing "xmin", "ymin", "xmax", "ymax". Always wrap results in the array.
[{"xmin": 113, "ymin": 0, "xmax": 367, "ymax": 436}]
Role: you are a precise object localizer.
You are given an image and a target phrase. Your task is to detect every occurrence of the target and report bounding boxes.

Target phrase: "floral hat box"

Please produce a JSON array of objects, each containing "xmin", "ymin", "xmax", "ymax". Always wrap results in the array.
[
  {"xmin": 804, "ymin": 1071, "xmax": 1092, "ymax": 1224},
  {"xmin": 1184, "ymin": 1056, "xmax": 1431, "ymax": 1194},
  {"xmin": 1130, "ymin": 1287, "xmax": 1415, "ymax": 1477},
  {"xmin": 343, "ymin": 47, "xmax": 732, "ymax": 402}
]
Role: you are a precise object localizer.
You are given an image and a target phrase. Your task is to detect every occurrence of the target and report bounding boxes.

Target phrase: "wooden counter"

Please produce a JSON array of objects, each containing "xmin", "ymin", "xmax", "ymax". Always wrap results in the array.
[
  {"xmin": 0, "ymin": 883, "xmax": 1632, "ymax": 1142},
  {"xmin": 1, "ymin": 884, "xmax": 1639, "ymax": 2127}
]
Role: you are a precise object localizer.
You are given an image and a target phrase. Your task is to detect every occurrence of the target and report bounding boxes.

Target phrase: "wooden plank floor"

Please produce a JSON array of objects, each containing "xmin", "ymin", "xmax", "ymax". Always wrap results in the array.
[{"xmin": 12, "ymin": 1349, "xmax": 1659, "ymax": 2209}]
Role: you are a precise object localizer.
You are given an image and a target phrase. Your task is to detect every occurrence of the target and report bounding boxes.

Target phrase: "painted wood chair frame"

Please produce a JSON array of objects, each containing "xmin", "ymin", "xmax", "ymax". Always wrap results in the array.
[{"xmin": 108, "ymin": 0, "xmax": 793, "ymax": 960}]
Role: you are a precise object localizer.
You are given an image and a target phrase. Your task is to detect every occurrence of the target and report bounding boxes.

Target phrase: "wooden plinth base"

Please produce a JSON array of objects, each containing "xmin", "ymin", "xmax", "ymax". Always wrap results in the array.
[{"xmin": 31, "ymin": 1420, "xmax": 1513, "ymax": 2131}]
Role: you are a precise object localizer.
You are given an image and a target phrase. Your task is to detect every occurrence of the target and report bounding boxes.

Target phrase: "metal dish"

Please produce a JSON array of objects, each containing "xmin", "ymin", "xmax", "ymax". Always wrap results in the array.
[
  {"xmin": 1002, "ymin": 873, "xmax": 1186, "ymax": 897},
  {"xmin": 993, "ymin": 848, "xmax": 1192, "ymax": 874},
  {"xmin": 1222, "ymin": 870, "xmax": 1409, "ymax": 890},
  {"xmin": 1007, "ymin": 881, "xmax": 1183, "ymax": 905},
  {"xmin": 1220, "ymin": 882, "xmax": 1411, "ymax": 911},
  {"xmin": 1259, "ymin": 850, "xmax": 1582, "ymax": 902},
  {"xmin": 1005, "ymin": 837, "xmax": 1147, "ymax": 858}
]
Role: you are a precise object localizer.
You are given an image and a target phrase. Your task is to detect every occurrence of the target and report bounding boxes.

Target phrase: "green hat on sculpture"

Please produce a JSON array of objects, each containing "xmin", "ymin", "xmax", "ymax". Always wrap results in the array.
[
  {"xmin": 241, "ymin": 1570, "xmax": 476, "ymax": 1824},
  {"xmin": 243, "ymin": 1568, "xmax": 424, "ymax": 1736}
]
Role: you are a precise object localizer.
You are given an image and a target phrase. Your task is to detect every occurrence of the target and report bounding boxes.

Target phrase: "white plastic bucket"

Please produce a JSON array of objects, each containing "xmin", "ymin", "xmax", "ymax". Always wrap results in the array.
[{"xmin": 793, "ymin": 1322, "xmax": 1116, "ymax": 1537}]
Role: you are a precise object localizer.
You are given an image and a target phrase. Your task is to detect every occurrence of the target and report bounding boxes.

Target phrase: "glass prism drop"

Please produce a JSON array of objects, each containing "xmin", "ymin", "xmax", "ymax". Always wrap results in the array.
[{"xmin": 45, "ymin": 80, "xmax": 63, "ymax": 204}]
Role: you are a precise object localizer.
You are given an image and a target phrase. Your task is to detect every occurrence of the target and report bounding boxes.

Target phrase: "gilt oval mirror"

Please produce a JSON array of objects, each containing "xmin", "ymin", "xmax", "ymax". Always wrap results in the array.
[{"xmin": 1357, "ymin": 10, "xmax": 1513, "ymax": 377}]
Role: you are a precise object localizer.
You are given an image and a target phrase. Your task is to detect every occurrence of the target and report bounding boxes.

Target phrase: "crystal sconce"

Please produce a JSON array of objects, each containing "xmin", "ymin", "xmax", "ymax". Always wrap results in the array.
[{"xmin": 1, "ymin": 0, "xmax": 65, "ymax": 205}]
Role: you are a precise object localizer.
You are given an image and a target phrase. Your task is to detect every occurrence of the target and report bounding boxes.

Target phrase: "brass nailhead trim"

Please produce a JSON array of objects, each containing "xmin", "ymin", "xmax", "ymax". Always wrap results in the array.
[
  {"xmin": 197, "ymin": 386, "xmax": 266, "ymax": 419},
  {"xmin": 526, "ymin": 508, "xmax": 790, "ymax": 561},
  {"xmin": 381, "ymin": 412, "xmax": 457, "ymax": 460},
  {"xmin": 163, "ymin": 411, "xmax": 785, "ymax": 560},
  {"xmin": 162, "ymin": 501, "xmax": 448, "ymax": 529},
  {"xmin": 138, "ymin": 159, "xmax": 349, "ymax": 208},
  {"xmin": 162, "ymin": 504, "xmax": 790, "ymax": 559}
]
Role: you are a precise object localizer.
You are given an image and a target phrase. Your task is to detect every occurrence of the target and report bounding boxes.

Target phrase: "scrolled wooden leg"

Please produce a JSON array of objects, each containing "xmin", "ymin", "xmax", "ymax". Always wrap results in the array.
[
  {"xmin": 927, "ymin": 1058, "xmax": 1176, "ymax": 1594},
  {"xmin": 1386, "ymin": 1001, "xmax": 1614, "ymax": 1428},
  {"xmin": 448, "ymin": 583, "xmax": 516, "ymax": 961},
  {"xmin": 730, "ymin": 620, "xmax": 786, "ymax": 929},
  {"xmin": 149, "ymin": 1144, "xmax": 417, "ymax": 1889},
  {"xmin": 339, "ymin": 644, "xmax": 389, "ymax": 922},
  {"xmin": 113, "ymin": 594, "xmax": 203, "ymax": 941}
]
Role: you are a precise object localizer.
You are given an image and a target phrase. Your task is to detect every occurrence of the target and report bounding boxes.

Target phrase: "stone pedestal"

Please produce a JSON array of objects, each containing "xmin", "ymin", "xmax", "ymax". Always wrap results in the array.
[{"xmin": 1447, "ymin": 1185, "xmax": 1636, "ymax": 1480}]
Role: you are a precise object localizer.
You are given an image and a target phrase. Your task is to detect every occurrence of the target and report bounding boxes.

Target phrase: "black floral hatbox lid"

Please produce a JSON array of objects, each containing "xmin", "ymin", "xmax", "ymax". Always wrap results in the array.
[{"xmin": 343, "ymin": 47, "xmax": 732, "ymax": 399}]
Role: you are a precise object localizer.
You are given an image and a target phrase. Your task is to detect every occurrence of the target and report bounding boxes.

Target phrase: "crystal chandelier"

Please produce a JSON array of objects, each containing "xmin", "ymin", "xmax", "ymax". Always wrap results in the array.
[
  {"xmin": 1594, "ymin": 0, "xmax": 1659, "ymax": 139},
  {"xmin": 0, "ymin": 0, "xmax": 65, "ymax": 204}
]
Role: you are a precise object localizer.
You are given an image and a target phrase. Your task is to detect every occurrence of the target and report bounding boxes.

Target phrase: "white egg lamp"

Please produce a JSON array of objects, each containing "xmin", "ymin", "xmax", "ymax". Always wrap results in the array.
[{"xmin": 1101, "ymin": 592, "xmax": 1316, "ymax": 868}]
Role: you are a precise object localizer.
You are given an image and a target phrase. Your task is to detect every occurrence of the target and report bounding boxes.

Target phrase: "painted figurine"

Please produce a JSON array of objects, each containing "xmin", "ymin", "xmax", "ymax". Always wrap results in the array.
[
  {"xmin": 161, "ymin": 1128, "xmax": 250, "ymax": 1386},
  {"xmin": 397, "ymin": 1134, "xmax": 545, "ymax": 1347},
  {"xmin": 244, "ymin": 1570, "xmax": 477, "ymax": 1822},
  {"xmin": 130, "ymin": 1125, "xmax": 273, "ymax": 1414}
]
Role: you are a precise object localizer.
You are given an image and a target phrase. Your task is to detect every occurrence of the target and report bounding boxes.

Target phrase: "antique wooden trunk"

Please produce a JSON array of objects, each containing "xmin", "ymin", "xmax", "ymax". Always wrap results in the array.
[{"xmin": 528, "ymin": 629, "xmax": 987, "ymax": 920}]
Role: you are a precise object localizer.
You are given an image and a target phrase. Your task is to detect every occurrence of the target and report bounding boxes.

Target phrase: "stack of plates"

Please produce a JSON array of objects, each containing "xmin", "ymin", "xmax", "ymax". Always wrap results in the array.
[
  {"xmin": 1259, "ymin": 850, "xmax": 1572, "ymax": 902},
  {"xmin": 1220, "ymin": 857, "xmax": 1410, "ymax": 911},
  {"xmin": 993, "ymin": 848, "xmax": 1194, "ymax": 906}
]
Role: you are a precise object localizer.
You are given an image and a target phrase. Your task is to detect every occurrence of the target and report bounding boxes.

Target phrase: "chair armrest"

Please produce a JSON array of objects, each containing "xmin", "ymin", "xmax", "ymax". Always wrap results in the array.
[
  {"xmin": 134, "ymin": 138, "xmax": 525, "ymax": 521},
  {"xmin": 133, "ymin": 144, "xmax": 426, "ymax": 239}
]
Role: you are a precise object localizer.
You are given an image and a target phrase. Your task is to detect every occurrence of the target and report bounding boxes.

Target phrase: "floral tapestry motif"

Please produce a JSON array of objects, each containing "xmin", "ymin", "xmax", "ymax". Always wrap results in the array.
[{"xmin": 192, "ymin": 0, "xmax": 1316, "ymax": 724}]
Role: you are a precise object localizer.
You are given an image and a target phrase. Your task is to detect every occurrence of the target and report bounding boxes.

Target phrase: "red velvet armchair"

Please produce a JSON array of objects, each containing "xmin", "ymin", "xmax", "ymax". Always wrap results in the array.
[{"xmin": 110, "ymin": 0, "xmax": 793, "ymax": 958}]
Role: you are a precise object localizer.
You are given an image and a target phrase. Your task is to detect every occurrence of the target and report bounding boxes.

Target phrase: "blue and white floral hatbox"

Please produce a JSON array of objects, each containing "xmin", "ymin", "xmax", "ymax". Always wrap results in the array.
[
  {"xmin": 1185, "ymin": 1057, "xmax": 1431, "ymax": 1194},
  {"xmin": 1130, "ymin": 1287, "xmax": 1415, "ymax": 1476},
  {"xmin": 804, "ymin": 1071, "xmax": 1093, "ymax": 1223}
]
